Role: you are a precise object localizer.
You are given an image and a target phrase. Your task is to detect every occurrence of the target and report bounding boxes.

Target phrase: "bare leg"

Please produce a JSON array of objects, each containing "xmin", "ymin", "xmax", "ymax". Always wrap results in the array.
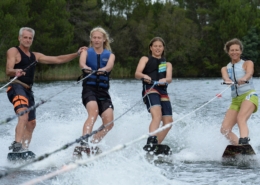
[
  {"xmin": 220, "ymin": 109, "xmax": 238, "ymax": 145},
  {"xmin": 149, "ymin": 106, "xmax": 162, "ymax": 133},
  {"xmin": 22, "ymin": 120, "xmax": 36, "ymax": 149},
  {"xmin": 15, "ymin": 108, "xmax": 29, "ymax": 143},
  {"xmin": 157, "ymin": 116, "xmax": 173, "ymax": 144},
  {"xmin": 92, "ymin": 108, "xmax": 114, "ymax": 143},
  {"xmin": 83, "ymin": 101, "xmax": 99, "ymax": 136},
  {"xmin": 237, "ymin": 100, "xmax": 255, "ymax": 138}
]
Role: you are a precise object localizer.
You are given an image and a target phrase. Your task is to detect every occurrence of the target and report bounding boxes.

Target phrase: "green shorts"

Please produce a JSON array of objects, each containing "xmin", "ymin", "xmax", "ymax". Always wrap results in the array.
[{"xmin": 229, "ymin": 90, "xmax": 258, "ymax": 113}]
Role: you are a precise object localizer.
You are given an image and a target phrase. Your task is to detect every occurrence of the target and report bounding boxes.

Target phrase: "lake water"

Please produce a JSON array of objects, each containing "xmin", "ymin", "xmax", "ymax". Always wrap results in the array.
[{"xmin": 0, "ymin": 78, "xmax": 260, "ymax": 185}]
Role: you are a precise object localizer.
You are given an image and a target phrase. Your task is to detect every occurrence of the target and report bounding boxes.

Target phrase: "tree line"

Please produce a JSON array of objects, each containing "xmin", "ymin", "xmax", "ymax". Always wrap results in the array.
[{"xmin": 1, "ymin": 0, "xmax": 260, "ymax": 80}]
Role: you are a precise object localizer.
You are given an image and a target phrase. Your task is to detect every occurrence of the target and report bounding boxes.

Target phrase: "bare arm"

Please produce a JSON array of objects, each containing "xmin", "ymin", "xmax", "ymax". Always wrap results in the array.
[
  {"xmin": 159, "ymin": 62, "xmax": 172, "ymax": 84},
  {"xmin": 98, "ymin": 53, "xmax": 115, "ymax": 72},
  {"xmin": 35, "ymin": 47, "xmax": 87, "ymax": 64},
  {"xmin": 79, "ymin": 49, "xmax": 91, "ymax": 70},
  {"xmin": 6, "ymin": 48, "xmax": 25, "ymax": 77},
  {"xmin": 239, "ymin": 60, "xmax": 254, "ymax": 84},
  {"xmin": 135, "ymin": 56, "xmax": 150, "ymax": 80},
  {"xmin": 221, "ymin": 66, "xmax": 232, "ymax": 84}
]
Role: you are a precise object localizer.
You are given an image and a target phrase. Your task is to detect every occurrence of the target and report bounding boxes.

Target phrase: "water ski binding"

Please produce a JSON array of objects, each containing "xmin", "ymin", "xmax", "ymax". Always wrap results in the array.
[
  {"xmin": 73, "ymin": 146, "xmax": 102, "ymax": 159},
  {"xmin": 7, "ymin": 151, "xmax": 36, "ymax": 162},
  {"xmin": 143, "ymin": 144, "xmax": 172, "ymax": 155}
]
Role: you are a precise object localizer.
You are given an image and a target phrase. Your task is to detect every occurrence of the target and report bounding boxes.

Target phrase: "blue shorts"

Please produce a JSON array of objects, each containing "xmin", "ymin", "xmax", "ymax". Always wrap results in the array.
[
  {"xmin": 7, "ymin": 83, "xmax": 36, "ymax": 121},
  {"xmin": 143, "ymin": 85, "xmax": 172, "ymax": 116}
]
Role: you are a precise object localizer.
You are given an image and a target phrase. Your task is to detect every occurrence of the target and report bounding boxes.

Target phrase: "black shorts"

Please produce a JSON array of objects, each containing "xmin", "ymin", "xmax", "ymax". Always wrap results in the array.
[
  {"xmin": 7, "ymin": 83, "xmax": 36, "ymax": 121},
  {"xmin": 82, "ymin": 85, "xmax": 114, "ymax": 116}
]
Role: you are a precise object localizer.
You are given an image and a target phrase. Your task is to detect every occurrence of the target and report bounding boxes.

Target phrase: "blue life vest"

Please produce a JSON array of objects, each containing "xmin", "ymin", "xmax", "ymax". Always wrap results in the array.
[{"xmin": 84, "ymin": 48, "xmax": 111, "ymax": 89}]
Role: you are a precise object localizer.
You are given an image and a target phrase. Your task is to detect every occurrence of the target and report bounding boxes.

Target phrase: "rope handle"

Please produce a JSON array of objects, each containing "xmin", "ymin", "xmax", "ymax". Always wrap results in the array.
[
  {"xmin": 81, "ymin": 69, "xmax": 108, "ymax": 75},
  {"xmin": 141, "ymin": 78, "xmax": 168, "ymax": 86},
  {"xmin": 221, "ymin": 80, "xmax": 249, "ymax": 85}
]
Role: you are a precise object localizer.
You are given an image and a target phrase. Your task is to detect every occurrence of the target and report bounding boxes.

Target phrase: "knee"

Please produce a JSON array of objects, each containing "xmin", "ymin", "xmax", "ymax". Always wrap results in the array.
[
  {"xmin": 152, "ymin": 116, "xmax": 162, "ymax": 123},
  {"xmin": 220, "ymin": 126, "xmax": 230, "ymax": 136},
  {"xmin": 27, "ymin": 120, "xmax": 36, "ymax": 132},
  {"xmin": 18, "ymin": 109, "xmax": 29, "ymax": 122},
  {"xmin": 105, "ymin": 123, "xmax": 114, "ymax": 132},
  {"xmin": 151, "ymin": 110, "xmax": 162, "ymax": 121},
  {"xmin": 163, "ymin": 121, "xmax": 172, "ymax": 129},
  {"xmin": 162, "ymin": 116, "xmax": 173, "ymax": 125},
  {"xmin": 236, "ymin": 114, "xmax": 247, "ymax": 125}
]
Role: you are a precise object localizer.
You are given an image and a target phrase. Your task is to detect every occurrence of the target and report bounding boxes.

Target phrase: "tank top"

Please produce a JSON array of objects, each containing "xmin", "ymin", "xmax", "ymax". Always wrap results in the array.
[
  {"xmin": 142, "ymin": 56, "xmax": 167, "ymax": 83},
  {"xmin": 11, "ymin": 46, "xmax": 36, "ymax": 86},
  {"xmin": 227, "ymin": 59, "xmax": 254, "ymax": 97}
]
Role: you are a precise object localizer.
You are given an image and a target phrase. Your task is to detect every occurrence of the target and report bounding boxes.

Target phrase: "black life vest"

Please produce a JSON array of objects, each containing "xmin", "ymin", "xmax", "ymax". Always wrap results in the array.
[{"xmin": 11, "ymin": 46, "xmax": 36, "ymax": 86}]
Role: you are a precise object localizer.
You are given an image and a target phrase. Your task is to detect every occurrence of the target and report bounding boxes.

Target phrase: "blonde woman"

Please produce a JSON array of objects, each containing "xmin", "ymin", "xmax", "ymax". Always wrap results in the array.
[{"xmin": 76, "ymin": 27, "xmax": 115, "ymax": 155}]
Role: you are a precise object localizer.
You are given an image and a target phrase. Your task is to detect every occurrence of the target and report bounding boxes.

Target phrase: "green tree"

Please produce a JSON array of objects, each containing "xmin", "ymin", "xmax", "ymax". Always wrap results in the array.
[
  {"xmin": 155, "ymin": 5, "xmax": 200, "ymax": 76},
  {"xmin": 0, "ymin": 0, "xmax": 31, "ymax": 75},
  {"xmin": 209, "ymin": 0, "xmax": 257, "ymax": 65},
  {"xmin": 101, "ymin": 0, "xmax": 154, "ymax": 76},
  {"xmin": 2, "ymin": 0, "xmax": 260, "ymax": 80},
  {"xmin": 127, "ymin": 1, "xmax": 200, "ymax": 76},
  {"xmin": 242, "ymin": 27, "xmax": 259, "ymax": 62},
  {"xmin": 25, "ymin": 0, "xmax": 77, "ymax": 79},
  {"xmin": 66, "ymin": 0, "xmax": 103, "ymax": 46},
  {"xmin": 27, "ymin": 0, "xmax": 75, "ymax": 54}
]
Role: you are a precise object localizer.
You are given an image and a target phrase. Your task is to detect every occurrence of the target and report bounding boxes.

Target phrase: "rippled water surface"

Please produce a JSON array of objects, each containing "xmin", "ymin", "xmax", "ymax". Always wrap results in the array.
[{"xmin": 0, "ymin": 78, "xmax": 260, "ymax": 185}]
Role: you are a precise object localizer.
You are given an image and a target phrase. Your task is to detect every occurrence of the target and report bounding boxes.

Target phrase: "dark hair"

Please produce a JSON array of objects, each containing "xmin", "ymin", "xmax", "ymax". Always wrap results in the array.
[
  {"xmin": 149, "ymin": 37, "xmax": 166, "ymax": 57},
  {"xmin": 224, "ymin": 38, "xmax": 243, "ymax": 53}
]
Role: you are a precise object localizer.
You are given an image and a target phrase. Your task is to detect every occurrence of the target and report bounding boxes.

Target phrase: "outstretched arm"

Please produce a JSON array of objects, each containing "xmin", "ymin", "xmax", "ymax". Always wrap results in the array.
[{"xmin": 35, "ymin": 46, "xmax": 87, "ymax": 64}]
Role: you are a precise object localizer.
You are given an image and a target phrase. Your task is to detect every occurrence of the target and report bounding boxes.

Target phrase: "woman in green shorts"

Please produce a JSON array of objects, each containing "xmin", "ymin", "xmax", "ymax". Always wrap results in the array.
[{"xmin": 220, "ymin": 38, "xmax": 258, "ymax": 145}]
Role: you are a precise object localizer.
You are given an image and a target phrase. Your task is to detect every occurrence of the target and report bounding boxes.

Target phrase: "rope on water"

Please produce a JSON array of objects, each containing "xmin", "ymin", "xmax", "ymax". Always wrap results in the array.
[
  {"xmin": 18, "ymin": 84, "xmax": 232, "ymax": 185},
  {"xmin": 0, "ymin": 79, "xmax": 158, "ymax": 178},
  {"xmin": 0, "ymin": 71, "xmax": 96, "ymax": 125},
  {"xmin": 0, "ymin": 61, "xmax": 38, "ymax": 91}
]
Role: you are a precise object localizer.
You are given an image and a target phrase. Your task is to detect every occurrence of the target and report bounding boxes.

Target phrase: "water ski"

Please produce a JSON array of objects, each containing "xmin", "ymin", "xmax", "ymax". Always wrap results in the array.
[
  {"xmin": 7, "ymin": 151, "xmax": 36, "ymax": 162},
  {"xmin": 222, "ymin": 145, "xmax": 256, "ymax": 166},
  {"xmin": 143, "ymin": 144, "xmax": 172, "ymax": 156},
  {"xmin": 144, "ymin": 144, "xmax": 173, "ymax": 164},
  {"xmin": 73, "ymin": 146, "xmax": 102, "ymax": 159},
  {"xmin": 222, "ymin": 144, "xmax": 255, "ymax": 158}
]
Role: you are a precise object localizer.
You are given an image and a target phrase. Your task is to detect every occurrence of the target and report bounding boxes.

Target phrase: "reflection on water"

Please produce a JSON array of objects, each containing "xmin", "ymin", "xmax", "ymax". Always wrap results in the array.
[{"xmin": 0, "ymin": 78, "xmax": 260, "ymax": 185}]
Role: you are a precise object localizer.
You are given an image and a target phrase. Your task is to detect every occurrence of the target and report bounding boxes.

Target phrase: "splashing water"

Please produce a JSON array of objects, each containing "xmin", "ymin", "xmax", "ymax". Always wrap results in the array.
[{"xmin": 0, "ymin": 78, "xmax": 260, "ymax": 185}]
